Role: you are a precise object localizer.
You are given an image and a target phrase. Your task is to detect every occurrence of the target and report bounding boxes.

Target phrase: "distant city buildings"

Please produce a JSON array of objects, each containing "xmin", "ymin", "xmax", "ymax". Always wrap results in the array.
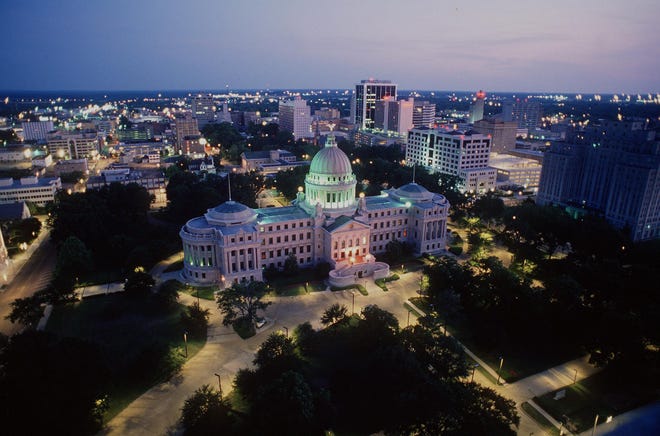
[
  {"xmin": 173, "ymin": 113, "xmax": 200, "ymax": 154},
  {"xmin": 501, "ymin": 99, "xmax": 541, "ymax": 130},
  {"xmin": 314, "ymin": 108, "xmax": 341, "ymax": 120},
  {"xmin": 412, "ymin": 100, "xmax": 436, "ymax": 129},
  {"xmin": 489, "ymin": 152, "xmax": 542, "ymax": 189},
  {"xmin": 406, "ymin": 127, "xmax": 496, "ymax": 193},
  {"xmin": 241, "ymin": 149, "xmax": 309, "ymax": 174},
  {"xmin": 21, "ymin": 120, "xmax": 54, "ymax": 141},
  {"xmin": 473, "ymin": 118, "xmax": 518, "ymax": 153},
  {"xmin": 354, "ymin": 79, "xmax": 397, "ymax": 130},
  {"xmin": 191, "ymin": 94, "xmax": 215, "ymax": 128},
  {"xmin": 537, "ymin": 119, "xmax": 660, "ymax": 241},
  {"xmin": 278, "ymin": 96, "xmax": 313, "ymax": 139},
  {"xmin": 0, "ymin": 176, "xmax": 62, "ymax": 205},
  {"xmin": 374, "ymin": 97, "xmax": 413, "ymax": 135},
  {"xmin": 468, "ymin": 90, "xmax": 486, "ymax": 124},
  {"xmin": 46, "ymin": 131, "xmax": 101, "ymax": 159},
  {"xmin": 87, "ymin": 165, "xmax": 167, "ymax": 207}
]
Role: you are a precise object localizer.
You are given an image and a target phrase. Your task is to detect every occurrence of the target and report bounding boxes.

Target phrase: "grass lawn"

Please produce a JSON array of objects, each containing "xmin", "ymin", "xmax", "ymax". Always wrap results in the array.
[
  {"xmin": 78, "ymin": 268, "xmax": 125, "ymax": 286},
  {"xmin": 270, "ymin": 280, "xmax": 326, "ymax": 296},
  {"xmin": 534, "ymin": 368, "xmax": 658, "ymax": 434},
  {"xmin": 45, "ymin": 293, "xmax": 206, "ymax": 422},
  {"xmin": 330, "ymin": 284, "xmax": 368, "ymax": 296},
  {"xmin": 183, "ymin": 285, "xmax": 217, "ymax": 301},
  {"xmin": 521, "ymin": 402, "xmax": 560, "ymax": 436}
]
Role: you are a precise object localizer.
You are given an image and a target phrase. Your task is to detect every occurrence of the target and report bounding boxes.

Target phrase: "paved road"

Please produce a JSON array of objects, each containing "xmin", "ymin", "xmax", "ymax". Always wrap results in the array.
[{"xmin": 0, "ymin": 237, "xmax": 56, "ymax": 335}]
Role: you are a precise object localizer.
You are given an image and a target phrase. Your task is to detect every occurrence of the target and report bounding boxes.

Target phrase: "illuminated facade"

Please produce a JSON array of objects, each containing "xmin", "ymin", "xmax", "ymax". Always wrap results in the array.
[
  {"xmin": 278, "ymin": 96, "xmax": 313, "ymax": 139},
  {"xmin": 180, "ymin": 134, "xmax": 450, "ymax": 287},
  {"xmin": 354, "ymin": 79, "xmax": 397, "ymax": 130}
]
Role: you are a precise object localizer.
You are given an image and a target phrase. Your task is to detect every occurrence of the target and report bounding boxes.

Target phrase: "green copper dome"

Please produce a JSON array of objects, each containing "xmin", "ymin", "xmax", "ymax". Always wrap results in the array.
[{"xmin": 309, "ymin": 134, "xmax": 353, "ymax": 176}]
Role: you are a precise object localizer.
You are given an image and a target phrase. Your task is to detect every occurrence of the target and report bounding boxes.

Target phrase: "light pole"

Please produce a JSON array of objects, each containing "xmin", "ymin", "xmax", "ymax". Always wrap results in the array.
[
  {"xmin": 351, "ymin": 291, "xmax": 355, "ymax": 314},
  {"xmin": 282, "ymin": 326, "xmax": 288, "ymax": 337},
  {"xmin": 214, "ymin": 373, "xmax": 223, "ymax": 397},
  {"xmin": 471, "ymin": 363, "xmax": 479, "ymax": 382},
  {"xmin": 183, "ymin": 332, "xmax": 188, "ymax": 358},
  {"xmin": 591, "ymin": 414, "xmax": 599, "ymax": 436},
  {"xmin": 496, "ymin": 356, "xmax": 504, "ymax": 385},
  {"xmin": 573, "ymin": 368, "xmax": 578, "ymax": 384},
  {"xmin": 407, "ymin": 310, "xmax": 411, "ymax": 326}
]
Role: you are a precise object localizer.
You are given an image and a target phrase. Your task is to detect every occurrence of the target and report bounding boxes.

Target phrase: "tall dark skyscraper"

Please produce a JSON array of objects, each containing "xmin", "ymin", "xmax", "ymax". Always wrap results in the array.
[
  {"xmin": 502, "ymin": 99, "xmax": 541, "ymax": 130},
  {"xmin": 353, "ymin": 79, "xmax": 397, "ymax": 130},
  {"xmin": 537, "ymin": 119, "xmax": 660, "ymax": 241}
]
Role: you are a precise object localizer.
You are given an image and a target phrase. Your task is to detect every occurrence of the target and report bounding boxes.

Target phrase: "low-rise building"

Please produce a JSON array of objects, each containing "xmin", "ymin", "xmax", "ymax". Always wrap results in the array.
[
  {"xmin": 241, "ymin": 149, "xmax": 308, "ymax": 174},
  {"xmin": 0, "ymin": 176, "xmax": 62, "ymax": 205},
  {"xmin": 488, "ymin": 152, "xmax": 543, "ymax": 189}
]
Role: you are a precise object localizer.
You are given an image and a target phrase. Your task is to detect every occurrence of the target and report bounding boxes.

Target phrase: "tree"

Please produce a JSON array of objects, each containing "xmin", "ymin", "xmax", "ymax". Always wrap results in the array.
[
  {"xmin": 216, "ymin": 281, "xmax": 271, "ymax": 327},
  {"xmin": 124, "ymin": 268, "xmax": 155, "ymax": 295},
  {"xmin": 181, "ymin": 302, "xmax": 210, "ymax": 339},
  {"xmin": 401, "ymin": 323, "xmax": 468, "ymax": 380},
  {"xmin": 253, "ymin": 332, "xmax": 298, "ymax": 370},
  {"xmin": 0, "ymin": 331, "xmax": 109, "ymax": 435},
  {"xmin": 283, "ymin": 252, "xmax": 299, "ymax": 276},
  {"xmin": 6, "ymin": 294, "xmax": 44, "ymax": 327},
  {"xmin": 155, "ymin": 279, "xmax": 182, "ymax": 309},
  {"xmin": 56, "ymin": 236, "xmax": 93, "ymax": 278},
  {"xmin": 180, "ymin": 385, "xmax": 236, "ymax": 436},
  {"xmin": 320, "ymin": 303, "xmax": 348, "ymax": 327}
]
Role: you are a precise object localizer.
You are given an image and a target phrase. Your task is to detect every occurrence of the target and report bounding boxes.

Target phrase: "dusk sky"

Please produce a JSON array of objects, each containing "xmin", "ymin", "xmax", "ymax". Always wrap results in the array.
[{"xmin": 2, "ymin": 0, "xmax": 659, "ymax": 93}]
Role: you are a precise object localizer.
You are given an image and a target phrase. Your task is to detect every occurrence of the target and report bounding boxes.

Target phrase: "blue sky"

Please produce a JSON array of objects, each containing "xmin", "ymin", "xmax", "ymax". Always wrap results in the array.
[{"xmin": 1, "ymin": 0, "xmax": 658, "ymax": 92}]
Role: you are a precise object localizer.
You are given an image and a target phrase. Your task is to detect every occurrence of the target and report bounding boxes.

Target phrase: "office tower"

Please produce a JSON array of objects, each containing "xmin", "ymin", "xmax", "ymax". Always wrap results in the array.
[
  {"xmin": 537, "ymin": 119, "xmax": 660, "ymax": 241},
  {"xmin": 412, "ymin": 100, "xmax": 436, "ymax": 128},
  {"xmin": 354, "ymin": 79, "xmax": 397, "ymax": 130},
  {"xmin": 406, "ymin": 128, "xmax": 496, "ymax": 193},
  {"xmin": 216, "ymin": 101, "xmax": 232, "ymax": 123},
  {"xmin": 278, "ymin": 96, "xmax": 312, "ymax": 139},
  {"xmin": 46, "ymin": 131, "xmax": 100, "ymax": 159},
  {"xmin": 374, "ymin": 97, "xmax": 413, "ymax": 135},
  {"xmin": 501, "ymin": 99, "xmax": 541, "ymax": 130},
  {"xmin": 473, "ymin": 118, "xmax": 518, "ymax": 153},
  {"xmin": 468, "ymin": 90, "xmax": 486, "ymax": 124},
  {"xmin": 174, "ymin": 112, "xmax": 199, "ymax": 153},
  {"xmin": 21, "ymin": 120, "xmax": 54, "ymax": 141},
  {"xmin": 191, "ymin": 94, "xmax": 215, "ymax": 128}
]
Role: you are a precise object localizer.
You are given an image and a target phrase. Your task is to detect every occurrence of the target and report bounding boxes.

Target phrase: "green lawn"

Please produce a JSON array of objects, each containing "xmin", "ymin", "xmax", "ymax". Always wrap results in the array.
[
  {"xmin": 270, "ymin": 280, "xmax": 326, "ymax": 296},
  {"xmin": 45, "ymin": 293, "xmax": 206, "ymax": 422},
  {"xmin": 534, "ymin": 369, "xmax": 658, "ymax": 434},
  {"xmin": 521, "ymin": 402, "xmax": 560, "ymax": 436},
  {"xmin": 183, "ymin": 285, "xmax": 217, "ymax": 301}
]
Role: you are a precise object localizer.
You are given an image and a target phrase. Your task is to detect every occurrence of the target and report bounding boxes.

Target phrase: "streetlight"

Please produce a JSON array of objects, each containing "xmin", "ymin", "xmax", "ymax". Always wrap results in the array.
[
  {"xmin": 496, "ymin": 356, "xmax": 504, "ymax": 385},
  {"xmin": 471, "ymin": 363, "xmax": 479, "ymax": 382},
  {"xmin": 591, "ymin": 414, "xmax": 599, "ymax": 436},
  {"xmin": 573, "ymin": 368, "xmax": 578, "ymax": 384},
  {"xmin": 282, "ymin": 326, "xmax": 288, "ymax": 337},
  {"xmin": 183, "ymin": 332, "xmax": 188, "ymax": 358},
  {"xmin": 351, "ymin": 291, "xmax": 355, "ymax": 314},
  {"xmin": 407, "ymin": 309, "xmax": 411, "ymax": 326},
  {"xmin": 214, "ymin": 373, "xmax": 223, "ymax": 397}
]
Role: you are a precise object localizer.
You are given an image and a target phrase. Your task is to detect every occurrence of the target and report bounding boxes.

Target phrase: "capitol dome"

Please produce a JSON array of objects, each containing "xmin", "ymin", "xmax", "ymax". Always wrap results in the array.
[
  {"xmin": 204, "ymin": 200, "xmax": 257, "ymax": 226},
  {"xmin": 302, "ymin": 133, "xmax": 358, "ymax": 218},
  {"xmin": 309, "ymin": 135, "xmax": 353, "ymax": 176}
]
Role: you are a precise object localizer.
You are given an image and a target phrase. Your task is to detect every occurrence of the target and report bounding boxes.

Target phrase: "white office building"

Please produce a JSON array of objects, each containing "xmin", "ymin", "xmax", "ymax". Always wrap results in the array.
[{"xmin": 278, "ymin": 96, "xmax": 313, "ymax": 139}]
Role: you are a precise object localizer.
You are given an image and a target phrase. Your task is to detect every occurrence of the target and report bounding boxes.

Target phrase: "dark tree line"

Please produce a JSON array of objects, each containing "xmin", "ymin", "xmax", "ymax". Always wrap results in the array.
[{"xmin": 181, "ymin": 305, "xmax": 519, "ymax": 435}]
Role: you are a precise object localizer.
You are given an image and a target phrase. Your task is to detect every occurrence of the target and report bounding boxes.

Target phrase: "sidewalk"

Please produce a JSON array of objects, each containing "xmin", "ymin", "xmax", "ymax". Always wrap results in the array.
[{"xmin": 1, "ymin": 222, "xmax": 50, "ymax": 288}]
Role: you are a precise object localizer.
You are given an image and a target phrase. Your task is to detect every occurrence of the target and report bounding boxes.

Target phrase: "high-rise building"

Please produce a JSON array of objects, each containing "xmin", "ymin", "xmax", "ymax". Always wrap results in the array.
[
  {"xmin": 501, "ymin": 99, "xmax": 541, "ymax": 130},
  {"xmin": 174, "ymin": 113, "xmax": 199, "ymax": 153},
  {"xmin": 354, "ymin": 79, "xmax": 397, "ymax": 130},
  {"xmin": 21, "ymin": 120, "xmax": 54, "ymax": 141},
  {"xmin": 537, "ymin": 119, "xmax": 660, "ymax": 241},
  {"xmin": 468, "ymin": 90, "xmax": 486, "ymax": 124},
  {"xmin": 412, "ymin": 100, "xmax": 436, "ymax": 128},
  {"xmin": 473, "ymin": 118, "xmax": 518, "ymax": 153},
  {"xmin": 215, "ymin": 101, "xmax": 232, "ymax": 124},
  {"xmin": 191, "ymin": 94, "xmax": 215, "ymax": 128},
  {"xmin": 406, "ymin": 128, "xmax": 496, "ymax": 193},
  {"xmin": 374, "ymin": 97, "xmax": 413, "ymax": 135},
  {"xmin": 46, "ymin": 131, "xmax": 100, "ymax": 159},
  {"xmin": 278, "ymin": 96, "xmax": 312, "ymax": 139}
]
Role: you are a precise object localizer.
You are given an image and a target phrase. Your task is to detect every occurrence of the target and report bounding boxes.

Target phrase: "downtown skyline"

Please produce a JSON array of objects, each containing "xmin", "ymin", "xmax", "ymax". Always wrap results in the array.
[{"xmin": 1, "ymin": 0, "xmax": 659, "ymax": 93}]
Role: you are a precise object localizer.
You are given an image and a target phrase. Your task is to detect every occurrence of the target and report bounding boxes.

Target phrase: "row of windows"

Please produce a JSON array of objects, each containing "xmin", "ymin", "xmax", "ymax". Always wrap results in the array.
[
  {"xmin": 333, "ymin": 248, "xmax": 366, "ymax": 259},
  {"xmin": 260, "ymin": 221, "xmax": 312, "ymax": 232},
  {"xmin": 261, "ymin": 245, "xmax": 312, "ymax": 259},
  {"xmin": 265, "ymin": 232, "xmax": 312, "ymax": 244},
  {"xmin": 372, "ymin": 219, "xmax": 408, "ymax": 229},
  {"xmin": 367, "ymin": 208, "xmax": 407, "ymax": 218}
]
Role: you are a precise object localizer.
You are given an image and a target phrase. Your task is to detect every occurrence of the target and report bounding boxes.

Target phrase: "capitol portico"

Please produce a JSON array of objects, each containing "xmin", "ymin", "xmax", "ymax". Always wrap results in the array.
[{"xmin": 180, "ymin": 134, "xmax": 450, "ymax": 288}]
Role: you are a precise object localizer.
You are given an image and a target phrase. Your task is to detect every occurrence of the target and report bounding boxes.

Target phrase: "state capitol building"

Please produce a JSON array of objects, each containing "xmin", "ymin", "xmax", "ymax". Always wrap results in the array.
[{"xmin": 180, "ymin": 134, "xmax": 450, "ymax": 288}]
